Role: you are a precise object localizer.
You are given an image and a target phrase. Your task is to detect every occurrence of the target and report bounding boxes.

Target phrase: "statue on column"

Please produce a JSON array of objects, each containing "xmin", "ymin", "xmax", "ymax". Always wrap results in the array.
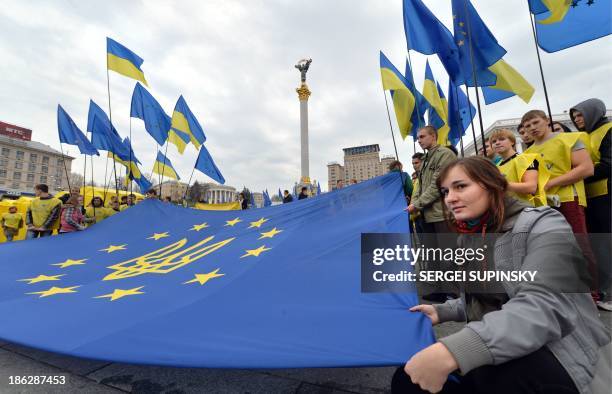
[{"xmin": 295, "ymin": 58, "xmax": 312, "ymax": 83}]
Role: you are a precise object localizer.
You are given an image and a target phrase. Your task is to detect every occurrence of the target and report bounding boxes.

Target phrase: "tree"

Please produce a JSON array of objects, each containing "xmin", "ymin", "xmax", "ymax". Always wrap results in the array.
[
  {"xmin": 188, "ymin": 181, "xmax": 202, "ymax": 202},
  {"xmin": 68, "ymin": 172, "xmax": 84, "ymax": 189}
]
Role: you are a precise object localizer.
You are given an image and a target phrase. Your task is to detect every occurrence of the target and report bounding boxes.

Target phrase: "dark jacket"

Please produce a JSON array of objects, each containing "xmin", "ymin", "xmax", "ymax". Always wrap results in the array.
[
  {"xmin": 282, "ymin": 195, "xmax": 293, "ymax": 203},
  {"xmin": 298, "ymin": 192, "xmax": 308, "ymax": 200}
]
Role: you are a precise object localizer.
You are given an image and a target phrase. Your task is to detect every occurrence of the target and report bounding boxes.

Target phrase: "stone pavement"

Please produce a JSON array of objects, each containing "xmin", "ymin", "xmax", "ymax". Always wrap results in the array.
[{"xmin": 0, "ymin": 311, "xmax": 609, "ymax": 394}]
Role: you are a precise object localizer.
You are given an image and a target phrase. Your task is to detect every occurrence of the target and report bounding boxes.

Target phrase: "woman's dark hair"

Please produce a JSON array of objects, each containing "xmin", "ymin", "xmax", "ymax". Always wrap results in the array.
[
  {"xmin": 436, "ymin": 156, "xmax": 508, "ymax": 232},
  {"xmin": 92, "ymin": 196, "xmax": 103, "ymax": 207},
  {"xmin": 552, "ymin": 121, "xmax": 572, "ymax": 133}
]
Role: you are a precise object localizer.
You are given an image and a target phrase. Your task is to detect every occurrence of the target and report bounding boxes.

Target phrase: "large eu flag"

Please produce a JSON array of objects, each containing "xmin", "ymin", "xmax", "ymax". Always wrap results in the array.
[{"xmin": 0, "ymin": 174, "xmax": 433, "ymax": 367}]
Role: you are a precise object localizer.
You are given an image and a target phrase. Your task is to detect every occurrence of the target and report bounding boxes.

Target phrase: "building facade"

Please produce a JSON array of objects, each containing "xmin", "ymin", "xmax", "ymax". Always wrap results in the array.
[
  {"xmin": 327, "ymin": 144, "xmax": 394, "ymax": 191},
  {"xmin": 0, "ymin": 121, "xmax": 73, "ymax": 197},
  {"xmin": 158, "ymin": 180, "xmax": 237, "ymax": 203}
]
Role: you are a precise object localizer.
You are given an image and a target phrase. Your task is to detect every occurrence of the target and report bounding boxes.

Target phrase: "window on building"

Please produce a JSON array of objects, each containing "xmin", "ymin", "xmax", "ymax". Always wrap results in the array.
[
  {"xmin": 57, "ymin": 158, "xmax": 63, "ymax": 166},
  {"xmin": 1, "ymin": 148, "xmax": 9, "ymax": 157},
  {"xmin": 42, "ymin": 166, "xmax": 48, "ymax": 174},
  {"xmin": 27, "ymin": 173, "xmax": 34, "ymax": 182},
  {"xmin": 30, "ymin": 153, "xmax": 38, "ymax": 162},
  {"xmin": 11, "ymin": 183, "xmax": 19, "ymax": 189},
  {"xmin": 28, "ymin": 163, "xmax": 36, "ymax": 172},
  {"xmin": 16, "ymin": 151, "xmax": 24, "ymax": 160},
  {"xmin": 42, "ymin": 156, "xmax": 49, "ymax": 165},
  {"xmin": 40, "ymin": 175, "xmax": 47, "ymax": 184},
  {"xmin": 15, "ymin": 162, "xmax": 23, "ymax": 170},
  {"xmin": 0, "ymin": 159, "xmax": 7, "ymax": 167},
  {"xmin": 0, "ymin": 169, "xmax": 6, "ymax": 178},
  {"xmin": 13, "ymin": 172, "xmax": 21, "ymax": 180}
]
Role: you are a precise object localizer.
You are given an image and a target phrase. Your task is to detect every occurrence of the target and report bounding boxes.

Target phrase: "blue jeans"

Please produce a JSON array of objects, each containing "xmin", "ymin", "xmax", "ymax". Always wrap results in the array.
[
  {"xmin": 3, "ymin": 228, "xmax": 17, "ymax": 242},
  {"xmin": 26, "ymin": 229, "xmax": 52, "ymax": 239}
]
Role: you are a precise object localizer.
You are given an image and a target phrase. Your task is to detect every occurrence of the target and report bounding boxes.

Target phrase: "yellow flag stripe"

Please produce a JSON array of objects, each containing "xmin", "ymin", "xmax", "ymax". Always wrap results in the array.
[
  {"xmin": 107, "ymin": 54, "xmax": 148, "ymax": 86},
  {"xmin": 380, "ymin": 68, "xmax": 409, "ymax": 91},
  {"xmin": 488, "ymin": 60, "xmax": 535, "ymax": 104},
  {"xmin": 538, "ymin": 0, "xmax": 572, "ymax": 24},
  {"xmin": 171, "ymin": 111, "xmax": 201, "ymax": 148},
  {"xmin": 391, "ymin": 90, "xmax": 416, "ymax": 140},
  {"xmin": 168, "ymin": 130, "xmax": 188, "ymax": 154},
  {"xmin": 152, "ymin": 161, "xmax": 179, "ymax": 180}
]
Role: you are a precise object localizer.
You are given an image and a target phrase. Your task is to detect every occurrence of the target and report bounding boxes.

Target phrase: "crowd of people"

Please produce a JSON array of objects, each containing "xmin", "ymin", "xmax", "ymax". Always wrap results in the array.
[{"xmin": 392, "ymin": 98, "xmax": 610, "ymax": 394}]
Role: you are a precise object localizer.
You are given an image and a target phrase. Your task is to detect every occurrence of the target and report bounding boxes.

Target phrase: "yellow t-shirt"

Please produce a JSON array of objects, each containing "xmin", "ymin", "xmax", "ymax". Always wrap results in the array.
[
  {"xmin": 85, "ymin": 206, "xmax": 111, "ymax": 224},
  {"xmin": 29, "ymin": 197, "xmax": 62, "ymax": 228},
  {"xmin": 2, "ymin": 212, "xmax": 23, "ymax": 229},
  {"xmin": 497, "ymin": 153, "xmax": 549, "ymax": 207},
  {"xmin": 585, "ymin": 123, "xmax": 611, "ymax": 198}
]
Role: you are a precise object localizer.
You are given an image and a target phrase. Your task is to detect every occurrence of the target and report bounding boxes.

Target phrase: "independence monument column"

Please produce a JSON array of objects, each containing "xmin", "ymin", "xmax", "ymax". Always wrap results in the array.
[{"xmin": 295, "ymin": 58, "xmax": 312, "ymax": 185}]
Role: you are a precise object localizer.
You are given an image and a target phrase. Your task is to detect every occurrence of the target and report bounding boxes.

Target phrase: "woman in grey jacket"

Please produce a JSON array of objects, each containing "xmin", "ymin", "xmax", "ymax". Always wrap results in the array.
[{"xmin": 392, "ymin": 157, "xmax": 610, "ymax": 394}]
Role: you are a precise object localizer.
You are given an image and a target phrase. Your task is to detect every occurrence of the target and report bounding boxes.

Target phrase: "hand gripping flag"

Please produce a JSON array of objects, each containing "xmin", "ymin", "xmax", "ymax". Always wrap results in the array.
[
  {"xmin": 0, "ymin": 173, "xmax": 434, "ymax": 367},
  {"xmin": 130, "ymin": 83, "xmax": 171, "ymax": 146},
  {"xmin": 106, "ymin": 37, "xmax": 148, "ymax": 86},
  {"xmin": 152, "ymin": 151, "xmax": 180, "ymax": 180},
  {"xmin": 448, "ymin": 81, "xmax": 476, "ymax": 146},
  {"xmin": 87, "ymin": 100, "xmax": 130, "ymax": 160},
  {"xmin": 57, "ymin": 105, "xmax": 99, "ymax": 156},
  {"xmin": 451, "ymin": 0, "xmax": 506, "ymax": 86},
  {"xmin": 529, "ymin": 0, "xmax": 611, "ymax": 52},
  {"xmin": 171, "ymin": 96, "xmax": 207, "ymax": 148},
  {"xmin": 194, "ymin": 144, "xmax": 225, "ymax": 184},
  {"xmin": 481, "ymin": 59, "xmax": 535, "ymax": 104},
  {"xmin": 379, "ymin": 51, "xmax": 417, "ymax": 140}
]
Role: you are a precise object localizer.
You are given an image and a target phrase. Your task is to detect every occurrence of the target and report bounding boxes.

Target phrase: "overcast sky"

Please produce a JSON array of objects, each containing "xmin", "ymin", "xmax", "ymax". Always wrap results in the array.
[{"xmin": 1, "ymin": 0, "xmax": 610, "ymax": 193}]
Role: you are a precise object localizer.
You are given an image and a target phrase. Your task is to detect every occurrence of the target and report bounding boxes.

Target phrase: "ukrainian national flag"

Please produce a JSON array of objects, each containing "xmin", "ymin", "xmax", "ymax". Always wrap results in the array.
[
  {"xmin": 481, "ymin": 59, "xmax": 535, "ymax": 104},
  {"xmin": 379, "ymin": 51, "xmax": 417, "ymax": 140},
  {"xmin": 171, "ymin": 96, "xmax": 206, "ymax": 148},
  {"xmin": 422, "ymin": 61, "xmax": 450, "ymax": 143},
  {"xmin": 152, "ymin": 151, "xmax": 180, "ymax": 180},
  {"xmin": 107, "ymin": 37, "xmax": 148, "ymax": 86},
  {"xmin": 168, "ymin": 128, "xmax": 191, "ymax": 155}
]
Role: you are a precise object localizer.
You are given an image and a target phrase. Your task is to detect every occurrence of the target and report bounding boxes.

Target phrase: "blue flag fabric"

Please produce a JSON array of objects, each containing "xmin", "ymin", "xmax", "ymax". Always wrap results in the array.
[
  {"xmin": 0, "ymin": 174, "xmax": 433, "ymax": 367},
  {"xmin": 403, "ymin": 0, "xmax": 464, "ymax": 84},
  {"xmin": 530, "ymin": 0, "xmax": 611, "ymax": 52},
  {"xmin": 57, "ymin": 105, "xmax": 99, "ymax": 156},
  {"xmin": 317, "ymin": 182, "xmax": 322, "ymax": 195},
  {"xmin": 171, "ymin": 96, "xmax": 207, "ymax": 148},
  {"xmin": 451, "ymin": 0, "xmax": 506, "ymax": 86},
  {"xmin": 263, "ymin": 190, "xmax": 271, "ymax": 207},
  {"xmin": 130, "ymin": 83, "xmax": 171, "ymax": 146},
  {"xmin": 249, "ymin": 192, "xmax": 255, "ymax": 208},
  {"xmin": 278, "ymin": 188, "xmax": 283, "ymax": 200},
  {"xmin": 404, "ymin": 60, "xmax": 427, "ymax": 138},
  {"xmin": 448, "ymin": 81, "xmax": 476, "ymax": 146},
  {"xmin": 87, "ymin": 100, "xmax": 130, "ymax": 160},
  {"xmin": 194, "ymin": 145, "xmax": 225, "ymax": 185}
]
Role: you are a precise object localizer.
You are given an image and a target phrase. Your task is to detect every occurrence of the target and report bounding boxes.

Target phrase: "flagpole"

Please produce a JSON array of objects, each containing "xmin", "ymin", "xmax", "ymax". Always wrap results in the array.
[
  {"xmin": 158, "ymin": 140, "xmax": 170, "ymax": 198},
  {"xmin": 527, "ymin": 6, "xmax": 554, "ymax": 127},
  {"xmin": 128, "ymin": 117, "xmax": 133, "ymax": 196},
  {"xmin": 382, "ymin": 90, "xmax": 409, "ymax": 208},
  {"xmin": 105, "ymin": 58, "xmax": 120, "ymax": 198},
  {"xmin": 58, "ymin": 143, "xmax": 72, "ymax": 192},
  {"xmin": 82, "ymin": 150, "xmax": 87, "ymax": 193},
  {"xmin": 462, "ymin": 0, "xmax": 488, "ymax": 157},
  {"xmin": 90, "ymin": 150, "xmax": 96, "ymax": 217},
  {"xmin": 183, "ymin": 166, "xmax": 196, "ymax": 204},
  {"xmin": 464, "ymin": 86, "xmax": 479, "ymax": 155}
]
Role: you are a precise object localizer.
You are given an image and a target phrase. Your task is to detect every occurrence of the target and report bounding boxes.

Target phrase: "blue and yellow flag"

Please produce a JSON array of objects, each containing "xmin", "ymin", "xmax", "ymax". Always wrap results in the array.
[
  {"xmin": 422, "ymin": 61, "xmax": 450, "ymax": 144},
  {"xmin": 171, "ymin": 96, "xmax": 207, "ymax": 148},
  {"xmin": 57, "ymin": 105, "xmax": 99, "ymax": 156},
  {"xmin": 0, "ymin": 174, "xmax": 433, "ymax": 367},
  {"xmin": 194, "ymin": 144, "xmax": 225, "ymax": 184},
  {"xmin": 152, "ymin": 151, "xmax": 180, "ymax": 180},
  {"xmin": 451, "ymin": 0, "xmax": 506, "ymax": 86},
  {"xmin": 106, "ymin": 37, "xmax": 148, "ymax": 86},
  {"xmin": 529, "ymin": 0, "xmax": 611, "ymax": 52},
  {"xmin": 167, "ymin": 128, "xmax": 191, "ymax": 155},
  {"xmin": 130, "ymin": 83, "xmax": 171, "ymax": 146},
  {"xmin": 481, "ymin": 59, "xmax": 535, "ymax": 105},
  {"xmin": 403, "ymin": 0, "xmax": 465, "ymax": 84},
  {"xmin": 379, "ymin": 51, "xmax": 417, "ymax": 140}
]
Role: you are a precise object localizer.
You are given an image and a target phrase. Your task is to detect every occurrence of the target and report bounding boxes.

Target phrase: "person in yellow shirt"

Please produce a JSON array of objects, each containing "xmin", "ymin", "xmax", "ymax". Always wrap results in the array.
[
  {"xmin": 490, "ymin": 129, "xmax": 546, "ymax": 206},
  {"xmin": 26, "ymin": 184, "xmax": 62, "ymax": 239},
  {"xmin": 85, "ymin": 196, "xmax": 111, "ymax": 226},
  {"xmin": 1, "ymin": 205, "xmax": 23, "ymax": 242}
]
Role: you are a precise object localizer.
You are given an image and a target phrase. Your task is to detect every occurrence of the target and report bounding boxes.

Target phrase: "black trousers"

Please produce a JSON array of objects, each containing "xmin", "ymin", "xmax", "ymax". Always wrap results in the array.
[
  {"xmin": 586, "ymin": 193, "xmax": 612, "ymax": 293},
  {"xmin": 391, "ymin": 347, "xmax": 578, "ymax": 394}
]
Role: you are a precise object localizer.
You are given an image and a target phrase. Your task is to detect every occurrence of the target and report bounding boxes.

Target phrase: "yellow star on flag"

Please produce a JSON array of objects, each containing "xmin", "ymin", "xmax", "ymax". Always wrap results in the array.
[
  {"xmin": 18, "ymin": 274, "xmax": 65, "ymax": 285},
  {"xmin": 259, "ymin": 227, "xmax": 283, "ymax": 239},
  {"xmin": 241, "ymin": 245, "xmax": 272, "ymax": 258},
  {"xmin": 459, "ymin": 22, "xmax": 464, "ymax": 27},
  {"xmin": 183, "ymin": 269, "xmax": 225, "ymax": 285},
  {"xmin": 95, "ymin": 286, "xmax": 145, "ymax": 301},
  {"xmin": 99, "ymin": 244, "xmax": 127, "ymax": 253},
  {"xmin": 52, "ymin": 259, "xmax": 87, "ymax": 269},
  {"xmin": 189, "ymin": 222, "xmax": 209, "ymax": 231},
  {"xmin": 147, "ymin": 232, "xmax": 169, "ymax": 240},
  {"xmin": 225, "ymin": 217, "xmax": 242, "ymax": 226},
  {"xmin": 248, "ymin": 218, "xmax": 268, "ymax": 228},
  {"xmin": 27, "ymin": 286, "xmax": 80, "ymax": 298}
]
